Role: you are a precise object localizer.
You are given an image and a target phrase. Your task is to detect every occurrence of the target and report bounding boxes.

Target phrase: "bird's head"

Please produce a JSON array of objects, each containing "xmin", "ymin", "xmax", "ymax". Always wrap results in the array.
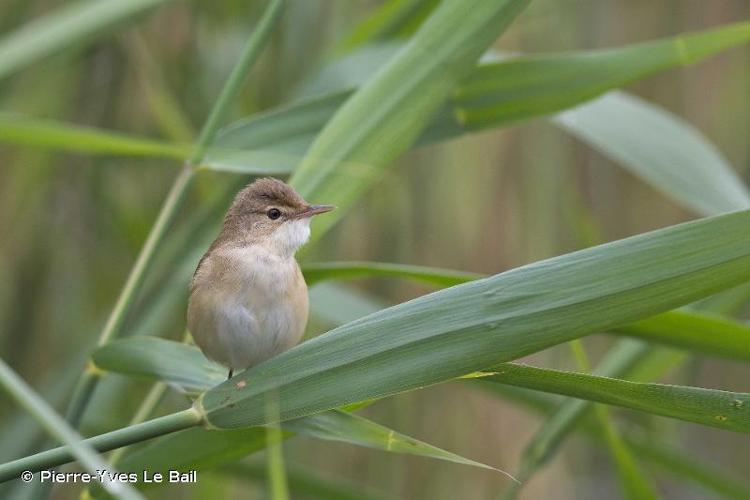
[{"xmin": 222, "ymin": 177, "xmax": 334, "ymax": 256}]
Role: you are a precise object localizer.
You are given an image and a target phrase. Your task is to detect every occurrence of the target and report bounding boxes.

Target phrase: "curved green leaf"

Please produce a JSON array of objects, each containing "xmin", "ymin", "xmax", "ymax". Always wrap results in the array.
[
  {"xmin": 455, "ymin": 21, "xmax": 750, "ymax": 127},
  {"xmin": 552, "ymin": 92, "xmax": 750, "ymax": 216},
  {"xmin": 627, "ymin": 437, "xmax": 750, "ymax": 500},
  {"xmin": 0, "ymin": 113, "xmax": 297, "ymax": 174},
  {"xmin": 303, "ymin": 261, "xmax": 481, "ymax": 287},
  {"xmin": 338, "ymin": 0, "xmax": 438, "ymax": 52},
  {"xmin": 614, "ymin": 309, "xmax": 750, "ymax": 362},
  {"xmin": 0, "ymin": 0, "xmax": 175, "ymax": 81},
  {"xmin": 0, "ymin": 113, "xmax": 188, "ymax": 159},
  {"xmin": 288, "ymin": 0, "xmax": 531, "ymax": 241},
  {"xmin": 307, "ymin": 262, "xmax": 750, "ymax": 362},
  {"xmin": 223, "ymin": 22, "xmax": 750, "ymax": 155},
  {"xmin": 282, "ymin": 410, "xmax": 504, "ymax": 474},
  {"xmin": 0, "ymin": 360, "xmax": 143, "ymax": 499},
  {"xmin": 92, "ymin": 337, "xmax": 225, "ymax": 396},
  {"xmin": 482, "ymin": 362, "xmax": 750, "ymax": 432},
  {"xmin": 199, "ymin": 210, "xmax": 750, "ymax": 428},
  {"xmin": 480, "ymin": 370, "xmax": 750, "ymax": 499},
  {"xmin": 93, "ymin": 338, "xmax": 503, "ymax": 475},
  {"xmin": 215, "ymin": 91, "xmax": 347, "ymax": 153}
]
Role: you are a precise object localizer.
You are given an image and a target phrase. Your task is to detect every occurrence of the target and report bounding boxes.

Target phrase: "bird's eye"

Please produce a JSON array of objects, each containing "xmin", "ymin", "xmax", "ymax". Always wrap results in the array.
[{"xmin": 267, "ymin": 208, "xmax": 282, "ymax": 220}]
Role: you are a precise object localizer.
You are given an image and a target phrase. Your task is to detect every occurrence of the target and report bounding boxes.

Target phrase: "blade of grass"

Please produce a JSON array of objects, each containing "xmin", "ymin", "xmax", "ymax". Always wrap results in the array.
[
  {"xmin": 93, "ymin": 337, "xmax": 226, "ymax": 397},
  {"xmin": 337, "ymin": 0, "xmax": 438, "ymax": 52},
  {"xmin": 304, "ymin": 261, "xmax": 750, "ymax": 362},
  {"xmin": 265, "ymin": 397, "xmax": 290, "ymax": 500},
  {"xmin": 627, "ymin": 436, "xmax": 750, "ymax": 500},
  {"xmin": 122, "ymin": 31, "xmax": 196, "ymax": 143},
  {"xmin": 284, "ymin": 409, "xmax": 509, "ymax": 475},
  {"xmin": 568, "ymin": 340, "xmax": 658, "ymax": 500},
  {"xmin": 0, "ymin": 113, "xmax": 298, "ymax": 173},
  {"xmin": 0, "ymin": 113, "xmax": 188, "ymax": 159},
  {"xmin": 221, "ymin": 22, "xmax": 750, "ymax": 226},
  {"xmin": 187, "ymin": 0, "xmax": 285, "ymax": 165},
  {"xmin": 0, "ymin": 0, "xmax": 175, "ymax": 81},
  {"xmin": 0, "ymin": 408, "xmax": 203, "ymax": 482},
  {"xmin": 223, "ymin": 21, "xmax": 750, "ymax": 153},
  {"xmin": 0, "ymin": 359, "xmax": 143, "ymax": 500},
  {"xmin": 498, "ymin": 340, "xmax": 652, "ymax": 499},
  {"xmin": 482, "ymin": 362, "xmax": 750, "ymax": 431},
  {"xmin": 593, "ymin": 406, "xmax": 658, "ymax": 499},
  {"xmin": 482, "ymin": 372, "xmax": 750, "ymax": 499},
  {"xmin": 90, "ymin": 337, "xmax": 513, "ymax": 477},
  {"xmin": 613, "ymin": 309, "xmax": 750, "ymax": 362},
  {"xmin": 109, "ymin": 405, "xmax": 504, "ymax": 494},
  {"xmin": 552, "ymin": 92, "xmax": 750, "ymax": 216},
  {"xmin": 455, "ymin": 21, "xmax": 750, "ymax": 127},
  {"xmin": 496, "ymin": 273, "xmax": 750, "ymax": 497},
  {"xmin": 289, "ymin": 0, "xmax": 531, "ymax": 242},
  {"xmin": 302, "ymin": 261, "xmax": 482, "ymax": 287}
]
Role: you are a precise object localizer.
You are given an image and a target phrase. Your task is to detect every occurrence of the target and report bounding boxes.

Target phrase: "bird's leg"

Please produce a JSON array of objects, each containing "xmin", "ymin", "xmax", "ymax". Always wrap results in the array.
[{"xmin": 227, "ymin": 368, "xmax": 233, "ymax": 380}]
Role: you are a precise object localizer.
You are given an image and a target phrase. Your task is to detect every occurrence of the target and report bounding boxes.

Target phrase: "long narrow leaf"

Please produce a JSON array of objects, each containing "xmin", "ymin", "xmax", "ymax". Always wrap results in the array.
[
  {"xmin": 552, "ymin": 92, "xmax": 750, "ymax": 216},
  {"xmin": 302, "ymin": 261, "xmax": 481, "ymax": 287},
  {"xmin": 482, "ymin": 363, "xmax": 750, "ymax": 432},
  {"xmin": 503, "ymin": 341, "xmax": 651, "ymax": 490},
  {"xmin": 288, "ymin": 0, "xmax": 530, "ymax": 240},
  {"xmin": 222, "ymin": 22, "xmax": 750, "ymax": 154},
  {"xmin": 0, "ymin": 113, "xmax": 297, "ymax": 174},
  {"xmin": 614, "ymin": 310, "xmax": 750, "ymax": 362},
  {"xmin": 219, "ymin": 22, "xmax": 750, "ymax": 223},
  {"xmin": 455, "ymin": 21, "xmax": 750, "ymax": 127},
  {"xmin": 93, "ymin": 338, "xmax": 503, "ymax": 474},
  {"xmin": 0, "ymin": 113, "xmax": 188, "ymax": 159},
  {"xmin": 480, "ymin": 372, "xmax": 750, "ymax": 499},
  {"xmin": 199, "ymin": 210, "xmax": 750, "ymax": 428},
  {"xmin": 0, "ymin": 360, "xmax": 142, "ymax": 499},
  {"xmin": 0, "ymin": 0, "xmax": 175, "ymax": 81},
  {"xmin": 628, "ymin": 437, "xmax": 750, "ymax": 500},
  {"xmin": 307, "ymin": 262, "xmax": 750, "ymax": 362},
  {"xmin": 338, "ymin": 0, "xmax": 438, "ymax": 51},
  {"xmin": 566, "ymin": 341, "xmax": 658, "ymax": 500}
]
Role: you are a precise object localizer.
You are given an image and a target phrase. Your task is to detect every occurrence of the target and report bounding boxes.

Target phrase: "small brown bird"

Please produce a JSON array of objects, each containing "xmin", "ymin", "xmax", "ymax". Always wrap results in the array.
[{"xmin": 187, "ymin": 178, "xmax": 334, "ymax": 378}]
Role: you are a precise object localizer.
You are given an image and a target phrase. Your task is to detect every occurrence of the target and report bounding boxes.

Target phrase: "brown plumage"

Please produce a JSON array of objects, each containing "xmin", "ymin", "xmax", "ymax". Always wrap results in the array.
[{"xmin": 187, "ymin": 178, "xmax": 334, "ymax": 376}]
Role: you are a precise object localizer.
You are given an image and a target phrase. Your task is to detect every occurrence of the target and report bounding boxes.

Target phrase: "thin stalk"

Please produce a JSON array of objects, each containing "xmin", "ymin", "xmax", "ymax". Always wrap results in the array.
[
  {"xmin": 569, "ymin": 341, "xmax": 658, "ymax": 500},
  {"xmin": 108, "ymin": 382, "xmax": 168, "ymax": 465},
  {"xmin": 62, "ymin": 0, "xmax": 286, "ymax": 429},
  {"xmin": 106, "ymin": 335, "xmax": 189, "ymax": 467},
  {"xmin": 65, "ymin": 164, "xmax": 194, "ymax": 426},
  {"xmin": 124, "ymin": 32, "xmax": 196, "ymax": 143},
  {"xmin": 189, "ymin": 0, "xmax": 285, "ymax": 165},
  {"xmin": 0, "ymin": 360, "xmax": 143, "ymax": 499},
  {"xmin": 0, "ymin": 408, "xmax": 202, "ymax": 483},
  {"xmin": 499, "ymin": 340, "xmax": 650, "ymax": 500},
  {"xmin": 265, "ymin": 396, "xmax": 290, "ymax": 500}
]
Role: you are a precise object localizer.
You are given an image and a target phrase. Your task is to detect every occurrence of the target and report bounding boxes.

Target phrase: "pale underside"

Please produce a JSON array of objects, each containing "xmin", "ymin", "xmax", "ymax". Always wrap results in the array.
[{"xmin": 188, "ymin": 219, "xmax": 311, "ymax": 370}]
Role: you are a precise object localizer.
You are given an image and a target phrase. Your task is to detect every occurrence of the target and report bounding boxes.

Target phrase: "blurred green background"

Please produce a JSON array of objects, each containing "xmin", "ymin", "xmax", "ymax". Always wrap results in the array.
[{"xmin": 1, "ymin": 1, "xmax": 749, "ymax": 498}]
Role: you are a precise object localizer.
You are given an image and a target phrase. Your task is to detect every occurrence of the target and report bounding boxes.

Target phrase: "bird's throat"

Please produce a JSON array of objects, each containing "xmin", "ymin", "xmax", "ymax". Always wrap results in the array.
[{"xmin": 263, "ymin": 218, "xmax": 311, "ymax": 258}]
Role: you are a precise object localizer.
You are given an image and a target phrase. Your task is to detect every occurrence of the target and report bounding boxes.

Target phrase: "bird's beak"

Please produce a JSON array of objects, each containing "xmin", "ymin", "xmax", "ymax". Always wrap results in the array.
[{"xmin": 296, "ymin": 204, "xmax": 336, "ymax": 218}]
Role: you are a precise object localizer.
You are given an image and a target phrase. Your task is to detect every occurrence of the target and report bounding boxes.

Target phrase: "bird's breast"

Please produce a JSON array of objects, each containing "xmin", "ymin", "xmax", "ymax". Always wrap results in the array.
[{"xmin": 188, "ymin": 245, "xmax": 308, "ymax": 369}]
